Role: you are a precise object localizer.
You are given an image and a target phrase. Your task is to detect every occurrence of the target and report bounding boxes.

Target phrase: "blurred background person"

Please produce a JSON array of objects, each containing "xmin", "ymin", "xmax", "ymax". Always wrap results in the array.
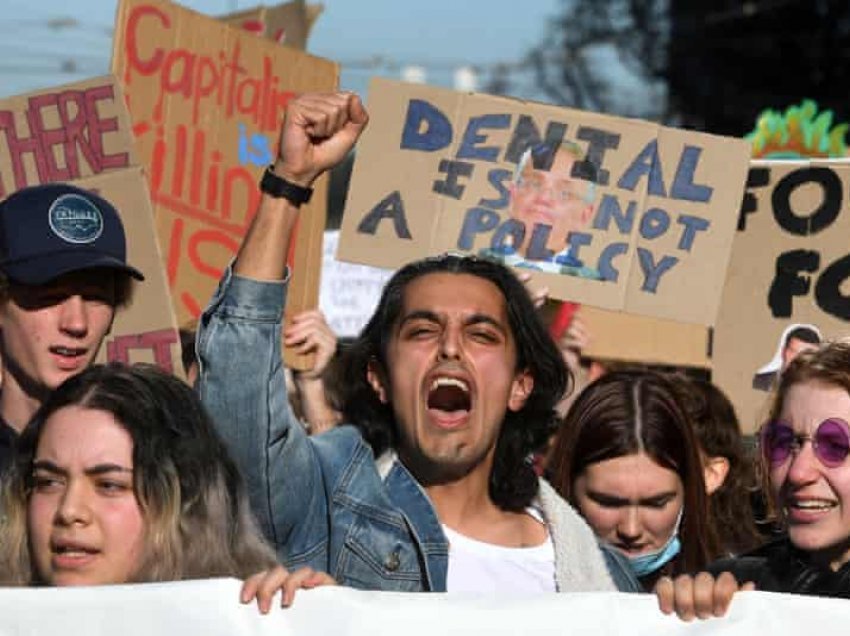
[
  {"xmin": 753, "ymin": 324, "xmax": 822, "ymax": 391},
  {"xmin": 676, "ymin": 377, "xmax": 763, "ymax": 556}
]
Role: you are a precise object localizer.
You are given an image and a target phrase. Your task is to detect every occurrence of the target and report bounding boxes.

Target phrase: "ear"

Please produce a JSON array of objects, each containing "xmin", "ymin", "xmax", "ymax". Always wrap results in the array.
[
  {"xmin": 507, "ymin": 369, "xmax": 534, "ymax": 412},
  {"xmin": 580, "ymin": 202, "xmax": 595, "ymax": 226},
  {"xmin": 703, "ymin": 456, "xmax": 730, "ymax": 495},
  {"xmin": 366, "ymin": 358, "xmax": 389, "ymax": 404}
]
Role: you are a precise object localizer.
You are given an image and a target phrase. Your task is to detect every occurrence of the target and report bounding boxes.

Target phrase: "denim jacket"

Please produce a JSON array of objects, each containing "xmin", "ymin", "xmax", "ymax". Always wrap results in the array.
[{"xmin": 197, "ymin": 268, "xmax": 640, "ymax": 593}]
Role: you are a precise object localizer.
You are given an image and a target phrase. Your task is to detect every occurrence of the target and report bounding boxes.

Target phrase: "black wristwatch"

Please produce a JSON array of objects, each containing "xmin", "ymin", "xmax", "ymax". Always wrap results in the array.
[{"xmin": 259, "ymin": 165, "xmax": 313, "ymax": 206}]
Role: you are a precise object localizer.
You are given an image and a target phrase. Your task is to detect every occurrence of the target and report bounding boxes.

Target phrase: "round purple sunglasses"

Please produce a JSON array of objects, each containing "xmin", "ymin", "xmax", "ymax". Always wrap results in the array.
[{"xmin": 761, "ymin": 418, "xmax": 850, "ymax": 468}]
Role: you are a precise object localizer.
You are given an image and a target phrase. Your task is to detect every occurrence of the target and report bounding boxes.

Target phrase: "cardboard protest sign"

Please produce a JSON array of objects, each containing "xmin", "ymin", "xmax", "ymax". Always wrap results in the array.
[
  {"xmin": 0, "ymin": 76, "xmax": 136, "ymax": 199},
  {"xmin": 0, "ymin": 78, "xmax": 181, "ymax": 376},
  {"xmin": 111, "ymin": 0, "xmax": 338, "ymax": 368},
  {"xmin": 319, "ymin": 230, "xmax": 393, "ymax": 337},
  {"xmin": 714, "ymin": 160, "xmax": 850, "ymax": 432},
  {"xmin": 221, "ymin": 1, "xmax": 323, "ymax": 50},
  {"xmin": 339, "ymin": 78, "xmax": 751, "ymax": 326},
  {"xmin": 71, "ymin": 168, "xmax": 183, "ymax": 374},
  {"xmin": 579, "ymin": 306, "xmax": 710, "ymax": 368}
]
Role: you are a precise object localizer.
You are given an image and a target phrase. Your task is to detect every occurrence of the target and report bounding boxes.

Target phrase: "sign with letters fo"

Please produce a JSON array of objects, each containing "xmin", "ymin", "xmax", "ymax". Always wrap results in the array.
[
  {"xmin": 714, "ymin": 159, "xmax": 850, "ymax": 433},
  {"xmin": 339, "ymin": 78, "xmax": 752, "ymax": 326},
  {"xmin": 111, "ymin": 0, "xmax": 338, "ymax": 368},
  {"xmin": 0, "ymin": 77, "xmax": 182, "ymax": 376}
]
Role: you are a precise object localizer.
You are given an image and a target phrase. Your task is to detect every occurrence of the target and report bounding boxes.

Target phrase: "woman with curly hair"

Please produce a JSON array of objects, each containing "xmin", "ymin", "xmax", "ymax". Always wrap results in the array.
[{"xmin": 657, "ymin": 342, "xmax": 850, "ymax": 620}]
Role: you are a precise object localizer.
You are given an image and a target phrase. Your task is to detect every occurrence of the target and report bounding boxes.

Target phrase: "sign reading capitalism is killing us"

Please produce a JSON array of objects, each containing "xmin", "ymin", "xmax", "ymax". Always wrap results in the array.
[
  {"xmin": 111, "ymin": 0, "xmax": 338, "ymax": 349},
  {"xmin": 339, "ymin": 79, "xmax": 752, "ymax": 325}
]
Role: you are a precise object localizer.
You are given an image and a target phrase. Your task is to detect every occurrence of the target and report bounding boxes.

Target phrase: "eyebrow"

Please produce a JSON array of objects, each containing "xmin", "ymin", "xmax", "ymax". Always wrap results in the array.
[
  {"xmin": 586, "ymin": 489, "xmax": 678, "ymax": 506},
  {"xmin": 398, "ymin": 310, "xmax": 508, "ymax": 336},
  {"xmin": 32, "ymin": 460, "xmax": 133, "ymax": 477}
]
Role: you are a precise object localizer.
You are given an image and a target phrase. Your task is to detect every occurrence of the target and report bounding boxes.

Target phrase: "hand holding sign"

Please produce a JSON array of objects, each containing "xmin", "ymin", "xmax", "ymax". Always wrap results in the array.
[{"xmin": 276, "ymin": 92, "xmax": 369, "ymax": 187}]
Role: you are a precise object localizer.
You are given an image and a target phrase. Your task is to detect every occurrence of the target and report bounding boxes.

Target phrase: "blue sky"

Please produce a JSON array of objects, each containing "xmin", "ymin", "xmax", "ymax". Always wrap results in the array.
[{"xmin": 0, "ymin": 0, "xmax": 562, "ymax": 99}]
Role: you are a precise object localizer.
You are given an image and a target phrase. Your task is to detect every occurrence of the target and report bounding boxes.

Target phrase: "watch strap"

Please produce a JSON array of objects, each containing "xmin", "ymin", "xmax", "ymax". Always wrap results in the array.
[{"xmin": 260, "ymin": 165, "xmax": 313, "ymax": 205}]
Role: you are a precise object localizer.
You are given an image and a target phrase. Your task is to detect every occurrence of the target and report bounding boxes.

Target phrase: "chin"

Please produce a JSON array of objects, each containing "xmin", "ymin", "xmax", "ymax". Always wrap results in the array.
[{"xmin": 790, "ymin": 525, "xmax": 850, "ymax": 556}]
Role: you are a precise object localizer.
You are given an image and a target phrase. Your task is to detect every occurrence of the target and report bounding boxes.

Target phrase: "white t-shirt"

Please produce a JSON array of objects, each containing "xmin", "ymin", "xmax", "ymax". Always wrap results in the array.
[{"xmin": 443, "ymin": 511, "xmax": 556, "ymax": 594}]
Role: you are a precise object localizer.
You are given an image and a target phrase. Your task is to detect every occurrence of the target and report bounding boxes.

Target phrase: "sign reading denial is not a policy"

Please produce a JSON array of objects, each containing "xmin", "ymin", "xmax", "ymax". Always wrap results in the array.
[
  {"xmin": 0, "ymin": 76, "xmax": 182, "ymax": 375},
  {"xmin": 714, "ymin": 160, "xmax": 850, "ymax": 432},
  {"xmin": 339, "ymin": 79, "xmax": 752, "ymax": 325},
  {"xmin": 111, "ymin": 0, "xmax": 338, "ymax": 346}
]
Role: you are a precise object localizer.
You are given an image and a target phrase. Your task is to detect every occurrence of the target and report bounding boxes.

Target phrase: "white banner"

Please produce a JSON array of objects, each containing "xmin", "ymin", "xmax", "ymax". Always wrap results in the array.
[{"xmin": 0, "ymin": 579, "xmax": 848, "ymax": 635}]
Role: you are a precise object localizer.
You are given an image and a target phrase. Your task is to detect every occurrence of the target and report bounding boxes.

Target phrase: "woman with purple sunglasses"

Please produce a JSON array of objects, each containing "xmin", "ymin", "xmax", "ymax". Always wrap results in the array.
[{"xmin": 656, "ymin": 342, "xmax": 850, "ymax": 620}]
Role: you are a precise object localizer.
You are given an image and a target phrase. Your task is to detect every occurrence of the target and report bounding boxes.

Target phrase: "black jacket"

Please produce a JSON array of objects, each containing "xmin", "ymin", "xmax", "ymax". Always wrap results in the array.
[{"xmin": 708, "ymin": 537, "xmax": 850, "ymax": 597}]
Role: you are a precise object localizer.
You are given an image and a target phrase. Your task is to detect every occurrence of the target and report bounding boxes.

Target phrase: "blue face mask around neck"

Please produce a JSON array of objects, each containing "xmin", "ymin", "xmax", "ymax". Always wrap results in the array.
[
  {"xmin": 625, "ymin": 508, "xmax": 683, "ymax": 577},
  {"xmin": 626, "ymin": 534, "xmax": 681, "ymax": 577}
]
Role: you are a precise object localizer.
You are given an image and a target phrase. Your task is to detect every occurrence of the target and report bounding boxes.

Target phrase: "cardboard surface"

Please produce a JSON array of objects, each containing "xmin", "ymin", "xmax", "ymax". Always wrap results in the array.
[
  {"xmin": 221, "ymin": 1, "xmax": 323, "ymax": 50},
  {"xmin": 0, "ymin": 77, "xmax": 181, "ymax": 377},
  {"xmin": 339, "ymin": 78, "xmax": 751, "ymax": 326},
  {"xmin": 0, "ymin": 76, "xmax": 136, "ymax": 198},
  {"xmin": 579, "ymin": 306, "xmax": 710, "ymax": 368},
  {"xmin": 74, "ymin": 169, "xmax": 183, "ymax": 374},
  {"xmin": 111, "ymin": 0, "xmax": 338, "ymax": 369},
  {"xmin": 714, "ymin": 160, "xmax": 850, "ymax": 433}
]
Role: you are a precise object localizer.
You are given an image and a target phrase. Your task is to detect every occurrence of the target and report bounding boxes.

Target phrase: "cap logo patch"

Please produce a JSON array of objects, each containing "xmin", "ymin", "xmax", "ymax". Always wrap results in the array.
[{"xmin": 48, "ymin": 194, "xmax": 104, "ymax": 244}]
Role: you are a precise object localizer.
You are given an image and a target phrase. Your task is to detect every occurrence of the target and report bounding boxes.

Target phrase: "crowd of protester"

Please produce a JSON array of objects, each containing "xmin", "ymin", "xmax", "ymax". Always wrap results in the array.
[{"xmin": 0, "ymin": 90, "xmax": 849, "ymax": 623}]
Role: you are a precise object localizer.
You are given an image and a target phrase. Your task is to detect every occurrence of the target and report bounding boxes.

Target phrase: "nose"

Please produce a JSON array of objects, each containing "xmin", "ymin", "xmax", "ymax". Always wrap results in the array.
[
  {"xmin": 437, "ymin": 325, "xmax": 462, "ymax": 361},
  {"xmin": 59, "ymin": 295, "xmax": 89, "ymax": 338},
  {"xmin": 785, "ymin": 440, "xmax": 821, "ymax": 486},
  {"xmin": 616, "ymin": 507, "xmax": 642, "ymax": 545},
  {"xmin": 55, "ymin": 481, "xmax": 92, "ymax": 527},
  {"xmin": 535, "ymin": 184, "xmax": 555, "ymax": 204}
]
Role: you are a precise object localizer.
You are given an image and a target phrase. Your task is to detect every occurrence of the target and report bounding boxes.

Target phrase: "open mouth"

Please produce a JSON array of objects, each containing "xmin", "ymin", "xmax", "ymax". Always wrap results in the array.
[
  {"xmin": 426, "ymin": 376, "xmax": 471, "ymax": 424},
  {"xmin": 51, "ymin": 540, "xmax": 99, "ymax": 557},
  {"xmin": 786, "ymin": 498, "xmax": 837, "ymax": 512},
  {"xmin": 50, "ymin": 346, "xmax": 87, "ymax": 359}
]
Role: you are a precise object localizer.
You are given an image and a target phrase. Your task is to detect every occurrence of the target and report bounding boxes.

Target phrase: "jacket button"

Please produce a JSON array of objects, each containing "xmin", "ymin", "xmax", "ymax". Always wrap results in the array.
[{"xmin": 385, "ymin": 550, "xmax": 400, "ymax": 571}]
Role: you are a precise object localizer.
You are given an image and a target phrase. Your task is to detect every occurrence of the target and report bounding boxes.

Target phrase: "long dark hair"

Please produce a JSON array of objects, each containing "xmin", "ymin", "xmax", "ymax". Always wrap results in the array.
[
  {"xmin": 549, "ymin": 369, "xmax": 718, "ymax": 575},
  {"xmin": 681, "ymin": 378, "xmax": 762, "ymax": 555},
  {"xmin": 0, "ymin": 363, "xmax": 276, "ymax": 585},
  {"xmin": 339, "ymin": 254, "xmax": 568, "ymax": 511}
]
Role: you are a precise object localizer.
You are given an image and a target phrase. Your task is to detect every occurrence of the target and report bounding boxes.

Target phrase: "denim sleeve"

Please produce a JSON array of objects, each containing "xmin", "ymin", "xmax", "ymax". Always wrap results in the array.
[{"xmin": 196, "ymin": 266, "xmax": 329, "ymax": 566}]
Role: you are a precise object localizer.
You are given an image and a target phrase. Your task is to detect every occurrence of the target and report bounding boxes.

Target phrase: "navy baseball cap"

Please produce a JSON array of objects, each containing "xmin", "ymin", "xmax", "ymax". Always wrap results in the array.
[{"xmin": 0, "ymin": 183, "xmax": 144, "ymax": 285}]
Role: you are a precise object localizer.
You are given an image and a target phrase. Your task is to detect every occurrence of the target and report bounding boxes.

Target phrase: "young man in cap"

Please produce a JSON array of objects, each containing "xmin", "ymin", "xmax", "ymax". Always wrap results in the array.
[
  {"xmin": 198, "ymin": 93, "xmax": 638, "ymax": 594},
  {"xmin": 0, "ymin": 183, "xmax": 143, "ymax": 471}
]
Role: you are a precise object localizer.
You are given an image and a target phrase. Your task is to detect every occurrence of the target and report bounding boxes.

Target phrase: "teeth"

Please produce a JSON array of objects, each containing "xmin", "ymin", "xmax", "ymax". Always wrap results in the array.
[
  {"xmin": 54, "ymin": 545, "xmax": 94, "ymax": 555},
  {"xmin": 791, "ymin": 500, "xmax": 836, "ymax": 510},
  {"xmin": 430, "ymin": 377, "xmax": 469, "ymax": 393},
  {"xmin": 53, "ymin": 347, "xmax": 81, "ymax": 356}
]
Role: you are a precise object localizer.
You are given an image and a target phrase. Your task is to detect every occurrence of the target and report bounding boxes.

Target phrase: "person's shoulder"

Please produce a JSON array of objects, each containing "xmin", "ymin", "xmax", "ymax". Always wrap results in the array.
[
  {"xmin": 308, "ymin": 424, "xmax": 378, "ymax": 479},
  {"xmin": 705, "ymin": 536, "xmax": 789, "ymax": 586}
]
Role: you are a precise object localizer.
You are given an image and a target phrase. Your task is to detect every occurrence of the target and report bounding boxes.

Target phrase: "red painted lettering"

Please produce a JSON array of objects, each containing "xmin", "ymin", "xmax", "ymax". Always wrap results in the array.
[{"xmin": 106, "ymin": 328, "xmax": 179, "ymax": 373}]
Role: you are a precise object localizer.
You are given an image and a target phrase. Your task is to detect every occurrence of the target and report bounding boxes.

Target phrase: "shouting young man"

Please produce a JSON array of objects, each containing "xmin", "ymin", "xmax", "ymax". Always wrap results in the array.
[{"xmin": 197, "ymin": 93, "xmax": 637, "ymax": 593}]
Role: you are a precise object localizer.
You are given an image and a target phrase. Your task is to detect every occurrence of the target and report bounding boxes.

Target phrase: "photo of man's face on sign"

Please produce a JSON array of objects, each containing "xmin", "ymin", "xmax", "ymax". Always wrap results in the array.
[{"xmin": 480, "ymin": 140, "xmax": 601, "ymax": 279}]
